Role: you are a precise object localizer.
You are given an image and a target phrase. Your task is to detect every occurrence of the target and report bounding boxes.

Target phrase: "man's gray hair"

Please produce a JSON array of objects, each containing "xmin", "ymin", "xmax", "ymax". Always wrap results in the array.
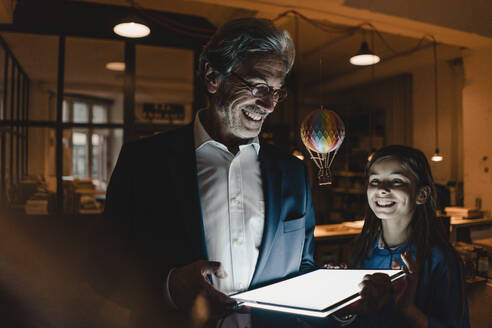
[{"xmin": 199, "ymin": 18, "xmax": 295, "ymax": 82}]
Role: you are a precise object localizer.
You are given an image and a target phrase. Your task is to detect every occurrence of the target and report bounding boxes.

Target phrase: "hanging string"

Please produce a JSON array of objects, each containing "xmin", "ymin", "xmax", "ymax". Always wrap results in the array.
[
  {"xmin": 294, "ymin": 14, "xmax": 301, "ymax": 135},
  {"xmin": 273, "ymin": 10, "xmax": 437, "ymax": 59},
  {"xmin": 125, "ymin": 0, "xmax": 215, "ymax": 39},
  {"xmin": 433, "ymin": 41, "xmax": 439, "ymax": 151},
  {"xmin": 319, "ymin": 56, "xmax": 323, "ymax": 110},
  {"xmin": 369, "ymin": 29, "xmax": 376, "ymax": 151},
  {"xmin": 121, "ymin": 2, "xmax": 437, "ymax": 59}
]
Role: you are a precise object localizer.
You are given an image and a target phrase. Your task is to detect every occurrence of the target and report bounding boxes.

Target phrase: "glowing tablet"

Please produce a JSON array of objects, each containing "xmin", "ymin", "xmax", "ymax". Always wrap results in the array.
[{"xmin": 231, "ymin": 269, "xmax": 404, "ymax": 317}]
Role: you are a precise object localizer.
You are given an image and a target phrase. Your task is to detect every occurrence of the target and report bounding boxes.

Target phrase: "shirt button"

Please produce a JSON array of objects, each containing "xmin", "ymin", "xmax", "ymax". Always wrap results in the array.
[
  {"xmin": 239, "ymin": 282, "xmax": 245, "ymax": 289},
  {"xmin": 232, "ymin": 198, "xmax": 240, "ymax": 205}
]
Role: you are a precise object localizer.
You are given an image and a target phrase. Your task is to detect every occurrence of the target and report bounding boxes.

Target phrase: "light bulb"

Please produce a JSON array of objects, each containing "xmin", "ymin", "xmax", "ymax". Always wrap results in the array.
[
  {"xmin": 113, "ymin": 22, "xmax": 150, "ymax": 38},
  {"xmin": 431, "ymin": 149, "xmax": 443, "ymax": 162}
]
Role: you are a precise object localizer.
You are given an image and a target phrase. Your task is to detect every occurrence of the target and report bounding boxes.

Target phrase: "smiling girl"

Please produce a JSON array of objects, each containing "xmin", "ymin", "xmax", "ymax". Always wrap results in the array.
[{"xmin": 349, "ymin": 145, "xmax": 470, "ymax": 328}]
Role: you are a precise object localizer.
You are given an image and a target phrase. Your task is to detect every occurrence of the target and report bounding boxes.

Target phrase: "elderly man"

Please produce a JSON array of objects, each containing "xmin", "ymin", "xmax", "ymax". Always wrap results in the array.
[{"xmin": 105, "ymin": 18, "xmax": 316, "ymax": 327}]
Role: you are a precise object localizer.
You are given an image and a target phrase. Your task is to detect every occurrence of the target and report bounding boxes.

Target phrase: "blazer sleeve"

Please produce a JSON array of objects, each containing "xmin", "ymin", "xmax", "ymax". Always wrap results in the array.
[
  {"xmin": 300, "ymin": 163, "xmax": 317, "ymax": 273},
  {"xmin": 104, "ymin": 142, "xmax": 135, "ymax": 244},
  {"xmin": 91, "ymin": 142, "xmax": 143, "ymax": 305}
]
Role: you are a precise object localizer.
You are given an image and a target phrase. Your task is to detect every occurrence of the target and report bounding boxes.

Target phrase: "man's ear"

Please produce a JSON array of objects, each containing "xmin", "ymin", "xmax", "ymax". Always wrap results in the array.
[
  {"xmin": 204, "ymin": 62, "xmax": 219, "ymax": 94},
  {"xmin": 416, "ymin": 186, "xmax": 431, "ymax": 205}
]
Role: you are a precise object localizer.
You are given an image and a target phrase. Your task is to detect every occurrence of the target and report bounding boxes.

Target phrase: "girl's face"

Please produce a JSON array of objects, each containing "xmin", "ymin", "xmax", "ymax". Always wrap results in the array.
[{"xmin": 367, "ymin": 158, "xmax": 420, "ymax": 223}]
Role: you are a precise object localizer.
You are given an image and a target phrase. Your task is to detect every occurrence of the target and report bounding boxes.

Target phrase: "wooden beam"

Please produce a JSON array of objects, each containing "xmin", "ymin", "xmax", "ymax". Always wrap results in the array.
[
  {"xmin": 193, "ymin": 0, "xmax": 492, "ymax": 49},
  {"xmin": 0, "ymin": 0, "xmax": 16, "ymax": 24}
]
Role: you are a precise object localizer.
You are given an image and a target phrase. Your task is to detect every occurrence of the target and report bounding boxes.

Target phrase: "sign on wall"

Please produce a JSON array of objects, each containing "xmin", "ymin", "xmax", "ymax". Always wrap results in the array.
[{"xmin": 135, "ymin": 103, "xmax": 192, "ymax": 125}]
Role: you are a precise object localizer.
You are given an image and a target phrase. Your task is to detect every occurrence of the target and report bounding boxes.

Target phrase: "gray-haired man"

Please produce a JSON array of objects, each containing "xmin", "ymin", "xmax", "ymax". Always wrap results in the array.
[{"xmin": 105, "ymin": 17, "xmax": 316, "ymax": 327}]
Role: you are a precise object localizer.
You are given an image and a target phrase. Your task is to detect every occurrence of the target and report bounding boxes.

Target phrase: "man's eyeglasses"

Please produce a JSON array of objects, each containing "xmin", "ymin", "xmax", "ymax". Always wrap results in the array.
[{"xmin": 230, "ymin": 72, "xmax": 288, "ymax": 103}]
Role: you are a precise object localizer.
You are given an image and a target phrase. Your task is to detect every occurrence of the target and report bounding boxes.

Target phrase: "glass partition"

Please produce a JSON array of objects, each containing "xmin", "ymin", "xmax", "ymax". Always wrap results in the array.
[
  {"xmin": 0, "ymin": 32, "xmax": 58, "ymax": 122},
  {"xmin": 65, "ymin": 37, "xmax": 124, "ymax": 124},
  {"xmin": 135, "ymin": 44, "xmax": 194, "ymax": 137}
]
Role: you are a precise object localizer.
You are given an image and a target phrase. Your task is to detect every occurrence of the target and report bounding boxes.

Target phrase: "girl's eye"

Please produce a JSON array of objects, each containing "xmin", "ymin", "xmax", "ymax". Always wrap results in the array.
[
  {"xmin": 369, "ymin": 179, "xmax": 380, "ymax": 186},
  {"xmin": 392, "ymin": 179, "xmax": 404, "ymax": 185}
]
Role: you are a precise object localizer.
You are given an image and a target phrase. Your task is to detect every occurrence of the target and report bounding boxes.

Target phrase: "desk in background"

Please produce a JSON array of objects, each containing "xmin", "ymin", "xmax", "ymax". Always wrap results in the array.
[
  {"xmin": 450, "ymin": 217, "xmax": 492, "ymax": 243},
  {"xmin": 314, "ymin": 221, "xmax": 363, "ymax": 265},
  {"xmin": 314, "ymin": 218, "xmax": 492, "ymax": 264}
]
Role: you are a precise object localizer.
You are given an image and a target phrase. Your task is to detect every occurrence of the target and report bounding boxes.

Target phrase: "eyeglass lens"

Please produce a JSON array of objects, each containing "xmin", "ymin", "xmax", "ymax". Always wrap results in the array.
[{"xmin": 252, "ymin": 85, "xmax": 287, "ymax": 102}]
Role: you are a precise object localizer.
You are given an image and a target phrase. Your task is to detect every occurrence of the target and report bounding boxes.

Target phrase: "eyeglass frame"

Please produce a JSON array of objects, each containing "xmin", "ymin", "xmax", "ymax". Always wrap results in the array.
[{"xmin": 229, "ymin": 71, "xmax": 288, "ymax": 103}]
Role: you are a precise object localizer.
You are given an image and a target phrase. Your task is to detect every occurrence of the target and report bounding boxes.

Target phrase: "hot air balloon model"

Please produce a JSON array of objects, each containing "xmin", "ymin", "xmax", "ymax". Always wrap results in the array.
[{"xmin": 300, "ymin": 108, "xmax": 345, "ymax": 185}]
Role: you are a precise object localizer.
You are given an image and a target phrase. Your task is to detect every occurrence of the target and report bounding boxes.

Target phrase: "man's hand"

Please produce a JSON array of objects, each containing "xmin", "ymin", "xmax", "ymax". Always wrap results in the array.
[{"xmin": 168, "ymin": 260, "xmax": 237, "ymax": 320}]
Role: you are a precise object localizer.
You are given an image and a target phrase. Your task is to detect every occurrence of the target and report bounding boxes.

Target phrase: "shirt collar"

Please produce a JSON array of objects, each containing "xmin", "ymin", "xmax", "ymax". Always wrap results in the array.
[
  {"xmin": 374, "ymin": 232, "xmax": 414, "ymax": 252},
  {"xmin": 193, "ymin": 110, "xmax": 260, "ymax": 154}
]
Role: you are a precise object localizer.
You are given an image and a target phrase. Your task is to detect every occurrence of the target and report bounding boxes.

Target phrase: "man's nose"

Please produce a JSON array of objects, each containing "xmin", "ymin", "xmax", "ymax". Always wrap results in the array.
[{"xmin": 256, "ymin": 94, "xmax": 276, "ymax": 113}]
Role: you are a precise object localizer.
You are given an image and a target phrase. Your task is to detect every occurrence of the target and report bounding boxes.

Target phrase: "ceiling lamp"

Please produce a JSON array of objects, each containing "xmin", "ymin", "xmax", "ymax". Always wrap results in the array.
[
  {"xmin": 113, "ymin": 22, "xmax": 150, "ymax": 38},
  {"xmin": 431, "ymin": 41, "xmax": 443, "ymax": 162},
  {"xmin": 105, "ymin": 62, "xmax": 125, "ymax": 71},
  {"xmin": 349, "ymin": 41, "xmax": 380, "ymax": 66},
  {"xmin": 432, "ymin": 149, "xmax": 443, "ymax": 162}
]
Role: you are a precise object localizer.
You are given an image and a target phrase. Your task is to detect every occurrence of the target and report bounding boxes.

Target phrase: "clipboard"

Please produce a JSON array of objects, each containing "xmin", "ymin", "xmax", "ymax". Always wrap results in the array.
[{"xmin": 231, "ymin": 269, "xmax": 405, "ymax": 317}]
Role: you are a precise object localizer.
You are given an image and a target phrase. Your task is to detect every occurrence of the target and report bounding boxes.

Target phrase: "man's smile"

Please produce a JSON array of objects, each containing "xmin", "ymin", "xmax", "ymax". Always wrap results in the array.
[{"xmin": 242, "ymin": 109, "xmax": 263, "ymax": 121}]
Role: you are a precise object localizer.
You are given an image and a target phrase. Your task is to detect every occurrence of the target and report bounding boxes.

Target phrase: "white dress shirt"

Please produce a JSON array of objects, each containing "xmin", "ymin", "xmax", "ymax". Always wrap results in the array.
[
  {"xmin": 194, "ymin": 111, "xmax": 265, "ymax": 295},
  {"xmin": 165, "ymin": 112, "xmax": 265, "ymax": 327}
]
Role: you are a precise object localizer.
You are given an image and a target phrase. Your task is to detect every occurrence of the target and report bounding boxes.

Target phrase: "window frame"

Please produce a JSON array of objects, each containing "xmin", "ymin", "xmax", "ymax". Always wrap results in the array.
[{"xmin": 63, "ymin": 95, "xmax": 111, "ymax": 187}]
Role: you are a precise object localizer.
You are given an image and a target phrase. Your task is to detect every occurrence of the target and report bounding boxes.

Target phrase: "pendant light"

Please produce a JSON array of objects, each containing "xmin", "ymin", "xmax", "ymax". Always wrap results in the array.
[
  {"xmin": 113, "ymin": 21, "xmax": 150, "ymax": 38},
  {"xmin": 431, "ymin": 41, "xmax": 443, "ymax": 162},
  {"xmin": 367, "ymin": 30, "xmax": 377, "ymax": 162},
  {"xmin": 350, "ymin": 39, "xmax": 380, "ymax": 66}
]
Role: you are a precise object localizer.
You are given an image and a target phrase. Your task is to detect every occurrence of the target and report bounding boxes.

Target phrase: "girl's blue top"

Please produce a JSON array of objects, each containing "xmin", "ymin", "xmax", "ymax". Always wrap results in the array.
[{"xmin": 358, "ymin": 236, "xmax": 470, "ymax": 328}]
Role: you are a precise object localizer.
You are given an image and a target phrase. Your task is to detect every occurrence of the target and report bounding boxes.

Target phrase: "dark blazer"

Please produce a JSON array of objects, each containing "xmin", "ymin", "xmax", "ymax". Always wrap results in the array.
[{"xmin": 103, "ymin": 123, "xmax": 316, "ymax": 325}]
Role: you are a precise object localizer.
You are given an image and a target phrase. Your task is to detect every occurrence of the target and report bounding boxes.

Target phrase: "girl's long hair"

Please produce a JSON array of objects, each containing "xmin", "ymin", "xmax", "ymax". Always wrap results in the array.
[{"xmin": 350, "ymin": 146, "xmax": 465, "ymax": 310}]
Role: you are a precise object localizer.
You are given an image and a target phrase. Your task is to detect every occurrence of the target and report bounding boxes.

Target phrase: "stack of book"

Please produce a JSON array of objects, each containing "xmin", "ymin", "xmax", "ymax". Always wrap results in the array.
[{"xmin": 444, "ymin": 206, "xmax": 483, "ymax": 219}]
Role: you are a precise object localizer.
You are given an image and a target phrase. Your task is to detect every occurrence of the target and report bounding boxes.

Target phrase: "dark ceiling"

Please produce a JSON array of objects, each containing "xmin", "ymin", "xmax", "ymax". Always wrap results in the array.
[{"xmin": 1, "ymin": 0, "xmax": 216, "ymax": 49}]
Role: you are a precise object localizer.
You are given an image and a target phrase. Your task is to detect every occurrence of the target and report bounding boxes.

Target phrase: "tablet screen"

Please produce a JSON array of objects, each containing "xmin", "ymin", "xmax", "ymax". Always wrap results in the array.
[{"xmin": 231, "ymin": 269, "xmax": 404, "ymax": 317}]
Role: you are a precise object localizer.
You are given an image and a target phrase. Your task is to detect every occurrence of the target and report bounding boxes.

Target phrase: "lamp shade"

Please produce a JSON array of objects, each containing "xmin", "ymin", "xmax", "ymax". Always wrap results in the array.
[
  {"xmin": 431, "ymin": 148, "xmax": 443, "ymax": 162},
  {"xmin": 349, "ymin": 41, "xmax": 380, "ymax": 66},
  {"xmin": 113, "ymin": 22, "xmax": 150, "ymax": 38}
]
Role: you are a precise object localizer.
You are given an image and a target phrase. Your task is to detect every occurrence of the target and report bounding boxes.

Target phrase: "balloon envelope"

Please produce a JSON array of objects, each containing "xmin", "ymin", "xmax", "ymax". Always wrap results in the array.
[{"xmin": 300, "ymin": 109, "xmax": 345, "ymax": 154}]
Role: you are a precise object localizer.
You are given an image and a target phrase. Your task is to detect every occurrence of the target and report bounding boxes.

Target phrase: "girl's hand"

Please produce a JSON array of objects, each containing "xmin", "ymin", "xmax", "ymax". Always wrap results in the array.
[
  {"xmin": 356, "ymin": 272, "xmax": 393, "ymax": 313},
  {"xmin": 395, "ymin": 252, "xmax": 419, "ymax": 313}
]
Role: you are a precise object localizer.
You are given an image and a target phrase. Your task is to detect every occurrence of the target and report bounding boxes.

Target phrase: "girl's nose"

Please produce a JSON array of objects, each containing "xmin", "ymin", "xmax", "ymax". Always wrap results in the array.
[{"xmin": 377, "ymin": 182, "xmax": 391, "ymax": 194}]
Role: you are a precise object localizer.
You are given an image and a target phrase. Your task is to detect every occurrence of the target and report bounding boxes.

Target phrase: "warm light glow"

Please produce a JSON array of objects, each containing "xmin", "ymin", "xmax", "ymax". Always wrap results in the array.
[
  {"xmin": 105, "ymin": 62, "xmax": 125, "ymax": 71},
  {"xmin": 232, "ymin": 269, "xmax": 404, "ymax": 317},
  {"xmin": 292, "ymin": 150, "xmax": 304, "ymax": 161},
  {"xmin": 349, "ymin": 41, "xmax": 380, "ymax": 66},
  {"xmin": 432, "ymin": 153, "xmax": 443, "ymax": 162},
  {"xmin": 350, "ymin": 53, "xmax": 381, "ymax": 66},
  {"xmin": 432, "ymin": 148, "xmax": 443, "ymax": 162},
  {"xmin": 113, "ymin": 22, "xmax": 150, "ymax": 38}
]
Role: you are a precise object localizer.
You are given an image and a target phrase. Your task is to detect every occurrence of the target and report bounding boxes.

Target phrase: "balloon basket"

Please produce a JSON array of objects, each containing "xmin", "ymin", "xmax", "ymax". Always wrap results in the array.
[{"xmin": 318, "ymin": 168, "xmax": 333, "ymax": 186}]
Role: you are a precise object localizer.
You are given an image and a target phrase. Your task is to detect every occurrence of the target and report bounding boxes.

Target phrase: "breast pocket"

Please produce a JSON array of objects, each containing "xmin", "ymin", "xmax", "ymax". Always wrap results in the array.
[{"xmin": 283, "ymin": 216, "xmax": 305, "ymax": 233}]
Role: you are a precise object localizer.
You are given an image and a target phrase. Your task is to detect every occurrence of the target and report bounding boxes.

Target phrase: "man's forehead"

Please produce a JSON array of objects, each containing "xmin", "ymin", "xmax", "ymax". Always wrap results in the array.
[{"xmin": 235, "ymin": 53, "xmax": 286, "ymax": 80}]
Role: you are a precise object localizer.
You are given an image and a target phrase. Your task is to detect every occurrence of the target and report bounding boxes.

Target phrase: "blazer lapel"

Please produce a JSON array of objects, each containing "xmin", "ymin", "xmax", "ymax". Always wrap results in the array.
[
  {"xmin": 167, "ymin": 124, "xmax": 208, "ymax": 261},
  {"xmin": 250, "ymin": 145, "xmax": 282, "ymax": 287}
]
